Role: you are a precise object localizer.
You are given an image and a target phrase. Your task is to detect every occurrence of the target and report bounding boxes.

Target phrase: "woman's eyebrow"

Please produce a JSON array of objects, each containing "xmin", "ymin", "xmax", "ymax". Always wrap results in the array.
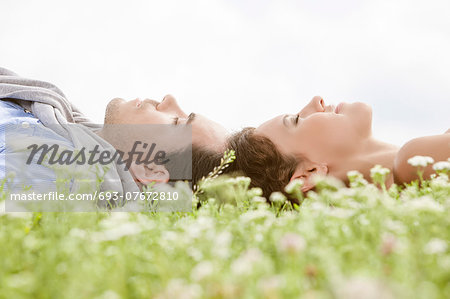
[
  {"xmin": 282, "ymin": 114, "xmax": 289, "ymax": 127},
  {"xmin": 186, "ymin": 113, "xmax": 196, "ymax": 125}
]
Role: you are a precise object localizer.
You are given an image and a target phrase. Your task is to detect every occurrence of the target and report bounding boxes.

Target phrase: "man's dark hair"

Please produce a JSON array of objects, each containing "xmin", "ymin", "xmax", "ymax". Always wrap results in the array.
[
  {"xmin": 224, "ymin": 127, "xmax": 299, "ymax": 202},
  {"xmin": 191, "ymin": 145, "xmax": 223, "ymax": 187},
  {"xmin": 163, "ymin": 145, "xmax": 224, "ymax": 188}
]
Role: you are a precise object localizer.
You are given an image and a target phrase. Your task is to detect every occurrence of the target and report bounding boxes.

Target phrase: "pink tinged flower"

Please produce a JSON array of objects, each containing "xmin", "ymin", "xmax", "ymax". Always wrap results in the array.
[
  {"xmin": 231, "ymin": 248, "xmax": 264, "ymax": 276},
  {"xmin": 380, "ymin": 233, "xmax": 397, "ymax": 256},
  {"xmin": 336, "ymin": 277, "xmax": 395, "ymax": 299},
  {"xmin": 191, "ymin": 261, "xmax": 214, "ymax": 281},
  {"xmin": 278, "ymin": 233, "xmax": 306, "ymax": 254}
]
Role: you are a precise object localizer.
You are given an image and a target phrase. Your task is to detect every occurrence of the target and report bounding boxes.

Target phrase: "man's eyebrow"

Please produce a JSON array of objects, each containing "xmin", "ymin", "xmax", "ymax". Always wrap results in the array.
[{"xmin": 186, "ymin": 113, "xmax": 196, "ymax": 125}]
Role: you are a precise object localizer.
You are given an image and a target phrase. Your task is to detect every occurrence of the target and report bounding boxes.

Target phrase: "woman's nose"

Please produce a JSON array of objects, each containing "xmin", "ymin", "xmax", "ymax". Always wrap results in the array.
[
  {"xmin": 311, "ymin": 96, "xmax": 325, "ymax": 111},
  {"xmin": 299, "ymin": 96, "xmax": 325, "ymax": 117}
]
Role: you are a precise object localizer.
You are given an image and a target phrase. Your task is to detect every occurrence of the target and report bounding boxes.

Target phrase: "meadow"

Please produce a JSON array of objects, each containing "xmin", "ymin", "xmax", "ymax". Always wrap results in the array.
[{"xmin": 0, "ymin": 155, "xmax": 449, "ymax": 299}]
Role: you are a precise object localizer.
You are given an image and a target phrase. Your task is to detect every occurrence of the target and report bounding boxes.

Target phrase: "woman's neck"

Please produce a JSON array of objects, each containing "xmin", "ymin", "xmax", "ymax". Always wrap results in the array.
[{"xmin": 328, "ymin": 138, "xmax": 400, "ymax": 187}]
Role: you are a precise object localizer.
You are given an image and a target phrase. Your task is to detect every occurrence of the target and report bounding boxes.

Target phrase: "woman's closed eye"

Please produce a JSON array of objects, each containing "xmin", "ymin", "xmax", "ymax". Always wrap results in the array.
[{"xmin": 291, "ymin": 114, "xmax": 299, "ymax": 126}]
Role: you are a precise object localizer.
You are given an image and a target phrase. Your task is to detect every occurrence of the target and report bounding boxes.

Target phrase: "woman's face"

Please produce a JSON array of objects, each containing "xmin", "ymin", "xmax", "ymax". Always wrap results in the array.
[{"xmin": 255, "ymin": 96, "xmax": 373, "ymax": 163}]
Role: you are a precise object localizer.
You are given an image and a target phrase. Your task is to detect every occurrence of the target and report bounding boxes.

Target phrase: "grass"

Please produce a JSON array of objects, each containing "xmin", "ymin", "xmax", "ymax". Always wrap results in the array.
[{"xmin": 0, "ymin": 165, "xmax": 449, "ymax": 299}]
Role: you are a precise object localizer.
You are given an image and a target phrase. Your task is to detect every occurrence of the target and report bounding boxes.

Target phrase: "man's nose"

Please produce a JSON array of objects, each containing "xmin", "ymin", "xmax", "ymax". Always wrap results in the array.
[{"xmin": 159, "ymin": 94, "xmax": 188, "ymax": 117}]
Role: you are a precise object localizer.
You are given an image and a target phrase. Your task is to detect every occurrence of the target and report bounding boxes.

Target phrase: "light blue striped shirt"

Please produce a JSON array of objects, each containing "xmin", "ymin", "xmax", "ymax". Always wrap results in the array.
[{"xmin": 0, "ymin": 99, "xmax": 75, "ymax": 191}]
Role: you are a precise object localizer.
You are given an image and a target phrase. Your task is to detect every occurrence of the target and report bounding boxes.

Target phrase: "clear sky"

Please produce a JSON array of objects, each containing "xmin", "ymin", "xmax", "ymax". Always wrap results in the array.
[{"xmin": 1, "ymin": 0, "xmax": 449, "ymax": 146}]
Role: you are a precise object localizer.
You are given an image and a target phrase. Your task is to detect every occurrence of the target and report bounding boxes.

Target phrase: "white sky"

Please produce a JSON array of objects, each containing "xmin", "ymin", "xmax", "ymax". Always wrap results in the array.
[{"xmin": 1, "ymin": 0, "xmax": 449, "ymax": 146}]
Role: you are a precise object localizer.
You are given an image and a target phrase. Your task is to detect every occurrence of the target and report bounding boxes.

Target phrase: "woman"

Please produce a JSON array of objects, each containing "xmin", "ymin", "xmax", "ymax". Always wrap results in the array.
[{"xmin": 226, "ymin": 96, "xmax": 449, "ymax": 199}]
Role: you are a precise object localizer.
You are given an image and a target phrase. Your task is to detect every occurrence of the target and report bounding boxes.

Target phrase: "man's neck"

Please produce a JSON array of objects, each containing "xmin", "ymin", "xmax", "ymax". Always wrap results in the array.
[{"xmin": 328, "ymin": 138, "xmax": 400, "ymax": 187}]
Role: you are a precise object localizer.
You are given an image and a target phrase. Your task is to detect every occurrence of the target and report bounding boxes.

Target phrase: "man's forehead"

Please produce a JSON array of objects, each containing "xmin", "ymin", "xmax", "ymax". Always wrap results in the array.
[{"xmin": 191, "ymin": 114, "xmax": 228, "ymax": 150}]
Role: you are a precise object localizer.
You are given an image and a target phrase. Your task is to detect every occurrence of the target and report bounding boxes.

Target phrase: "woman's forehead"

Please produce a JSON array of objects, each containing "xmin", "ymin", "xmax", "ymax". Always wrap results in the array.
[{"xmin": 255, "ymin": 115, "xmax": 284, "ymax": 135}]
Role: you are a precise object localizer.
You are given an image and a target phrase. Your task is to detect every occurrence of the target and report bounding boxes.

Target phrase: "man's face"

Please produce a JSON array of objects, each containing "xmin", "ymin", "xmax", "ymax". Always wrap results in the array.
[{"xmin": 104, "ymin": 94, "xmax": 228, "ymax": 150}]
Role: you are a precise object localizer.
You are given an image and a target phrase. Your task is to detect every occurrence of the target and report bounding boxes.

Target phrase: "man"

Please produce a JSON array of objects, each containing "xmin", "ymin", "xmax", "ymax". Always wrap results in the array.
[{"xmin": 0, "ymin": 67, "xmax": 228, "ymax": 210}]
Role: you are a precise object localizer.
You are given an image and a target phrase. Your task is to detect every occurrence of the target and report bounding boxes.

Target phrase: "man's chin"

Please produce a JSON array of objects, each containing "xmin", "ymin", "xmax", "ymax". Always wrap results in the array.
[{"xmin": 104, "ymin": 98, "xmax": 124, "ymax": 124}]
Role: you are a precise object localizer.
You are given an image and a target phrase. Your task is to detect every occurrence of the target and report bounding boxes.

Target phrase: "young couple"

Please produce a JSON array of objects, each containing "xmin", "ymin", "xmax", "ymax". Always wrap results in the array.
[{"xmin": 1, "ymin": 67, "xmax": 449, "ymax": 203}]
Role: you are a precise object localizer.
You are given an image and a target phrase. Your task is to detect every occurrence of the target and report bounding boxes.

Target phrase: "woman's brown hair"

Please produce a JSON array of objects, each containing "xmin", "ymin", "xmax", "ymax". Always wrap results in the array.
[{"xmin": 225, "ymin": 127, "xmax": 299, "ymax": 202}]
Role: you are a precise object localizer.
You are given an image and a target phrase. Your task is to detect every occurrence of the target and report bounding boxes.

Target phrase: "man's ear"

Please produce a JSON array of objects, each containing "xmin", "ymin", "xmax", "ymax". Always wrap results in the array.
[
  {"xmin": 129, "ymin": 162, "xmax": 170, "ymax": 186},
  {"xmin": 290, "ymin": 161, "xmax": 328, "ymax": 193}
]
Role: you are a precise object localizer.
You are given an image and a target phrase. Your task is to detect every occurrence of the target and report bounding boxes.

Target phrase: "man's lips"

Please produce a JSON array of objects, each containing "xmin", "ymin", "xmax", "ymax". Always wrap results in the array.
[{"xmin": 134, "ymin": 98, "xmax": 160, "ymax": 108}]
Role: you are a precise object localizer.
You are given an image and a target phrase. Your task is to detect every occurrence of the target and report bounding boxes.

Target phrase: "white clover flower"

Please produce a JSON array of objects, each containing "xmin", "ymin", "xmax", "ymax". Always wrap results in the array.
[
  {"xmin": 254, "ymin": 233, "xmax": 263, "ymax": 242},
  {"xmin": 384, "ymin": 219, "xmax": 407, "ymax": 234},
  {"xmin": 424, "ymin": 238, "xmax": 448, "ymax": 255},
  {"xmin": 432, "ymin": 161, "xmax": 450, "ymax": 171},
  {"xmin": 430, "ymin": 174, "xmax": 449, "ymax": 189},
  {"xmin": 160, "ymin": 279, "xmax": 202, "ymax": 299},
  {"xmin": 284, "ymin": 179, "xmax": 304, "ymax": 194},
  {"xmin": 278, "ymin": 233, "xmax": 306, "ymax": 254},
  {"xmin": 234, "ymin": 176, "xmax": 251, "ymax": 185},
  {"xmin": 347, "ymin": 170, "xmax": 362, "ymax": 179},
  {"xmin": 313, "ymin": 174, "xmax": 345, "ymax": 190},
  {"xmin": 335, "ymin": 277, "xmax": 394, "ymax": 299},
  {"xmin": 186, "ymin": 247, "xmax": 203, "ymax": 262},
  {"xmin": 325, "ymin": 207, "xmax": 355, "ymax": 219},
  {"xmin": 250, "ymin": 196, "xmax": 267, "ymax": 205},
  {"xmin": 240, "ymin": 209, "xmax": 274, "ymax": 223},
  {"xmin": 99, "ymin": 212, "xmax": 130, "ymax": 229},
  {"xmin": 184, "ymin": 223, "xmax": 202, "ymax": 239},
  {"xmin": 69, "ymin": 228, "xmax": 88, "ymax": 239},
  {"xmin": 161, "ymin": 231, "xmax": 178, "ymax": 242},
  {"xmin": 347, "ymin": 170, "xmax": 369, "ymax": 187},
  {"xmin": 212, "ymin": 231, "xmax": 232, "ymax": 259},
  {"xmin": 259, "ymin": 276, "xmax": 284, "ymax": 295},
  {"xmin": 95, "ymin": 290, "xmax": 121, "ymax": 299},
  {"xmin": 358, "ymin": 215, "xmax": 370, "ymax": 226},
  {"xmin": 191, "ymin": 261, "xmax": 214, "ymax": 281},
  {"xmin": 269, "ymin": 191, "xmax": 286, "ymax": 203},
  {"xmin": 407, "ymin": 155, "xmax": 434, "ymax": 167},
  {"xmin": 308, "ymin": 201, "xmax": 327, "ymax": 211},
  {"xmin": 403, "ymin": 196, "xmax": 444, "ymax": 213},
  {"xmin": 196, "ymin": 216, "xmax": 215, "ymax": 228},
  {"xmin": 136, "ymin": 214, "xmax": 156, "ymax": 230},
  {"xmin": 94, "ymin": 222, "xmax": 142, "ymax": 242},
  {"xmin": 1, "ymin": 209, "xmax": 33, "ymax": 220},
  {"xmin": 231, "ymin": 248, "xmax": 264, "ymax": 276},
  {"xmin": 370, "ymin": 164, "xmax": 390, "ymax": 177},
  {"xmin": 248, "ymin": 187, "xmax": 263, "ymax": 198},
  {"xmin": 339, "ymin": 188, "xmax": 357, "ymax": 197}
]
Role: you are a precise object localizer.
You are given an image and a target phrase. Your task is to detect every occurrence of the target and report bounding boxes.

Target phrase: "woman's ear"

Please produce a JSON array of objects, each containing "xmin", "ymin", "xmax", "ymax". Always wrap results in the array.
[
  {"xmin": 129, "ymin": 161, "xmax": 170, "ymax": 186},
  {"xmin": 290, "ymin": 161, "xmax": 328, "ymax": 193}
]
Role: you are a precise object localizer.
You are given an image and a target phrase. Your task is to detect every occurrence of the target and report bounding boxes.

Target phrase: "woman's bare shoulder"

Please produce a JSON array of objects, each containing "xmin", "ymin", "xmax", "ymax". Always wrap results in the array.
[{"xmin": 393, "ymin": 130, "xmax": 450, "ymax": 185}]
